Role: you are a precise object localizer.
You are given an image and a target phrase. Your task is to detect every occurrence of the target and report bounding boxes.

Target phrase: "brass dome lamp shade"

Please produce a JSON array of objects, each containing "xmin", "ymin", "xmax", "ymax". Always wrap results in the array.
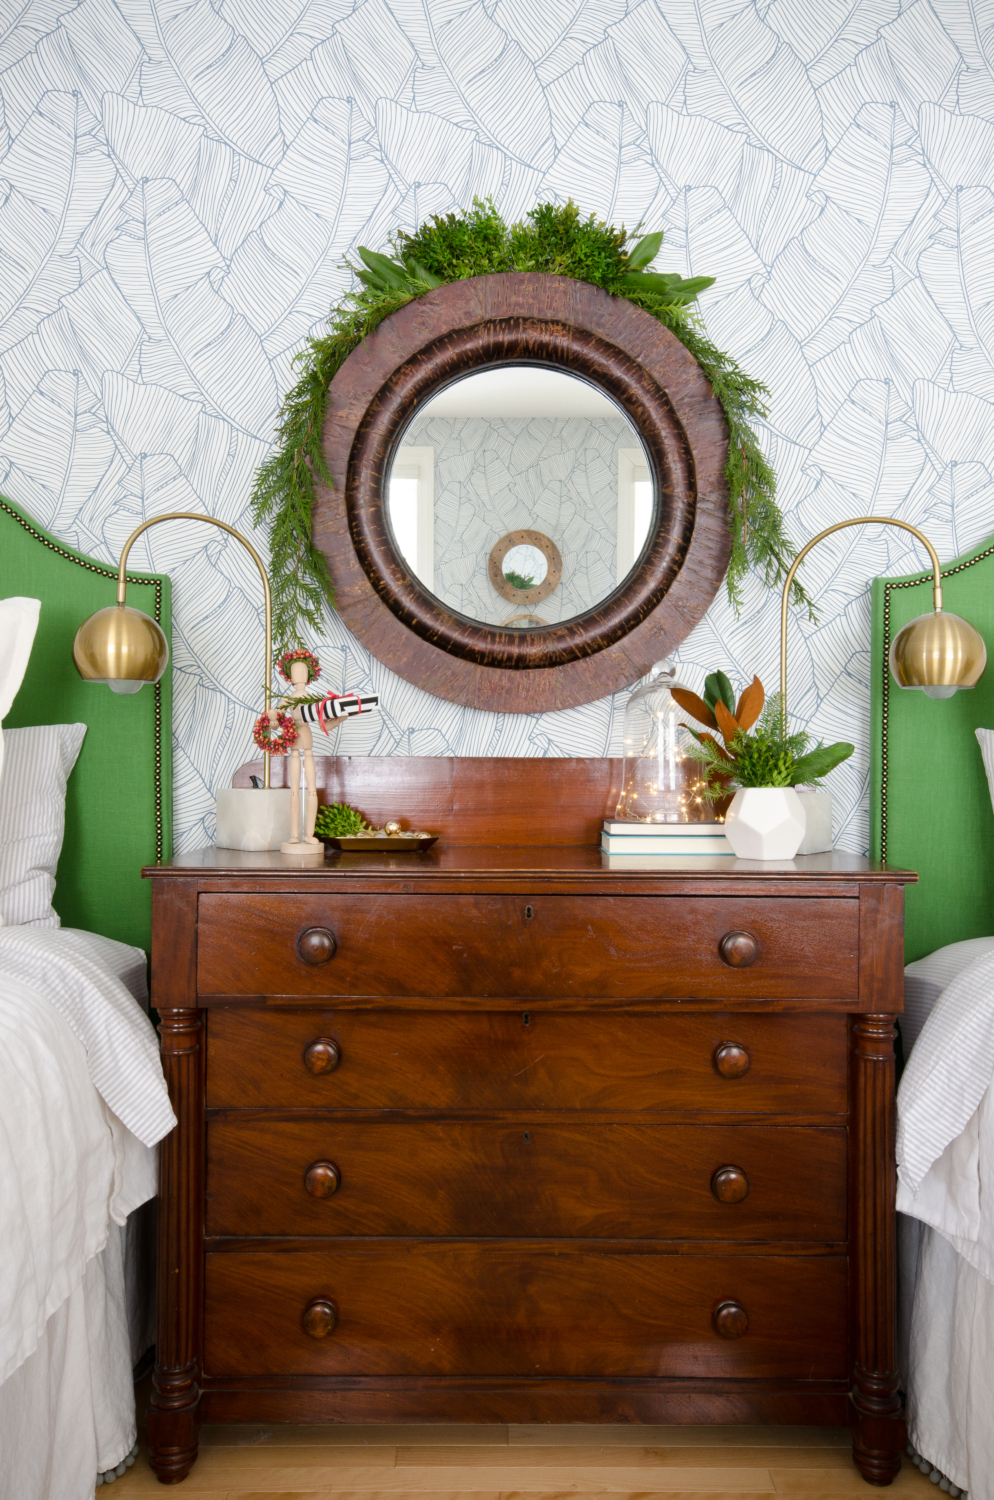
[
  {"xmin": 780, "ymin": 516, "xmax": 987, "ymax": 730},
  {"xmin": 73, "ymin": 511, "xmax": 274, "ymax": 787}
]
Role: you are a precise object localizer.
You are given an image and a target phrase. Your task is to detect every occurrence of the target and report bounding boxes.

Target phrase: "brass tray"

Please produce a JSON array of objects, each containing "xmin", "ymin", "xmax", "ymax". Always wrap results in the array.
[{"xmin": 322, "ymin": 835, "xmax": 438, "ymax": 853}]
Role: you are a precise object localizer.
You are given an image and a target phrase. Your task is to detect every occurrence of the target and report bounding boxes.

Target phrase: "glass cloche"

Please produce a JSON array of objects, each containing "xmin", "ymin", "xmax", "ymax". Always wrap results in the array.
[{"xmin": 615, "ymin": 660, "xmax": 712, "ymax": 823}]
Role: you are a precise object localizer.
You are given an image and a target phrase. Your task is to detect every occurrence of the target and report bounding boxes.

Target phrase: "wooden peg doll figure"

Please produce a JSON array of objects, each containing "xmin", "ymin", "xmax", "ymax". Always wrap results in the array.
[
  {"xmin": 258, "ymin": 649, "xmax": 380, "ymax": 854},
  {"xmin": 274, "ymin": 649, "xmax": 323, "ymax": 852}
]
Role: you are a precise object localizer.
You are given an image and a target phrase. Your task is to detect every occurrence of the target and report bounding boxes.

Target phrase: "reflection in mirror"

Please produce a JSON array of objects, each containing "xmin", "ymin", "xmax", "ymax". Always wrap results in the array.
[
  {"xmin": 386, "ymin": 366, "xmax": 654, "ymax": 628},
  {"xmin": 502, "ymin": 543, "xmax": 547, "ymax": 589}
]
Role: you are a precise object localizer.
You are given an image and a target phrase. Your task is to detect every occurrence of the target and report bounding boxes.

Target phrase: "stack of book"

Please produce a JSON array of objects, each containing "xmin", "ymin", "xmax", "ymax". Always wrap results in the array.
[{"xmin": 600, "ymin": 820, "xmax": 734, "ymax": 865}]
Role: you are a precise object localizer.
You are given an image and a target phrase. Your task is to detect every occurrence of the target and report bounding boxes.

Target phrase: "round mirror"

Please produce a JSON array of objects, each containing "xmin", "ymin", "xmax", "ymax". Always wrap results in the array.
[
  {"xmin": 502, "ymin": 544, "xmax": 548, "ymax": 589},
  {"xmin": 385, "ymin": 366, "xmax": 654, "ymax": 628},
  {"xmin": 316, "ymin": 274, "xmax": 731, "ymax": 713}
]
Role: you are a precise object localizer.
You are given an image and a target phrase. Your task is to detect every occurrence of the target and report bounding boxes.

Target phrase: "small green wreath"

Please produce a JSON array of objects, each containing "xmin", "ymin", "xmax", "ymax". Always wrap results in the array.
[{"xmin": 252, "ymin": 199, "xmax": 809, "ymax": 657}]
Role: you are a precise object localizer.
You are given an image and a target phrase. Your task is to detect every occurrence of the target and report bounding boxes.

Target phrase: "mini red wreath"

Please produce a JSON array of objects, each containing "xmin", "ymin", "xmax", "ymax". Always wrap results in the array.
[
  {"xmin": 253, "ymin": 711, "xmax": 298, "ymax": 755},
  {"xmin": 277, "ymin": 647, "xmax": 321, "ymax": 683}
]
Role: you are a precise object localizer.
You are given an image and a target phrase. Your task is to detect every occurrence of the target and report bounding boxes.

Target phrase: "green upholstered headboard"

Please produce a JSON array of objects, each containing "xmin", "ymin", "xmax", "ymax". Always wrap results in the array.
[
  {"xmin": 871, "ymin": 534, "xmax": 994, "ymax": 963},
  {"xmin": 1, "ymin": 496, "xmax": 172, "ymax": 952}
]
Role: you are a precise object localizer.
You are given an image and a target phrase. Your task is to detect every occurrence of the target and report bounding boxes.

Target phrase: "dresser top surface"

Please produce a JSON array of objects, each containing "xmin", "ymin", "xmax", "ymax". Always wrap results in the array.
[{"xmin": 145, "ymin": 845, "xmax": 915, "ymax": 884}]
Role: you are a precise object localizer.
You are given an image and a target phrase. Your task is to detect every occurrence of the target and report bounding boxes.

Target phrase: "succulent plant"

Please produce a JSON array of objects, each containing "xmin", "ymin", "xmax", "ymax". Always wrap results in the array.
[{"xmin": 314, "ymin": 802, "xmax": 372, "ymax": 838}]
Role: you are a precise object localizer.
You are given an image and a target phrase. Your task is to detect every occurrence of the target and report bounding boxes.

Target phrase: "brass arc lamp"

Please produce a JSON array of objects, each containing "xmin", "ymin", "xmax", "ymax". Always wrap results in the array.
[
  {"xmin": 780, "ymin": 515, "xmax": 987, "ymax": 731},
  {"xmin": 73, "ymin": 512, "xmax": 274, "ymax": 787}
]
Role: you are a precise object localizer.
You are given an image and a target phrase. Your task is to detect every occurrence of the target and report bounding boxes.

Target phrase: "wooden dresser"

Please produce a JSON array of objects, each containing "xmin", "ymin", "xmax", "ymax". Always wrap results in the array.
[{"xmin": 144, "ymin": 761, "xmax": 914, "ymax": 1488}]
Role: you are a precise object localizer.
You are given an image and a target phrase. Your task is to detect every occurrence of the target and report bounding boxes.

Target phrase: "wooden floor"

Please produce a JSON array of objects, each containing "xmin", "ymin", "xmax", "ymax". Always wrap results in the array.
[{"xmin": 117, "ymin": 1402, "xmax": 936, "ymax": 1500}]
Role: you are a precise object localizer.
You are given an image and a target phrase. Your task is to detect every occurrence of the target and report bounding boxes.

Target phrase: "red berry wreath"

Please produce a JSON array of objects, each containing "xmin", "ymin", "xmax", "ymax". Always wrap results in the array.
[
  {"xmin": 277, "ymin": 647, "xmax": 321, "ymax": 683},
  {"xmin": 253, "ymin": 710, "xmax": 298, "ymax": 755}
]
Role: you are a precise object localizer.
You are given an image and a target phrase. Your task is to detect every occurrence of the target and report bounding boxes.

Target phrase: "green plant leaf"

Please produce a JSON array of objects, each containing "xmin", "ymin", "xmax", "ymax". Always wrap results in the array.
[
  {"xmin": 791, "ymin": 742, "xmax": 855, "ymax": 785},
  {"xmin": 357, "ymin": 246, "xmax": 409, "ymax": 291},
  {"xmin": 705, "ymin": 671, "xmax": 737, "ymax": 715},
  {"xmin": 503, "ymin": 569, "xmax": 535, "ymax": 590},
  {"xmin": 626, "ymin": 231, "xmax": 664, "ymax": 270},
  {"xmin": 404, "ymin": 257, "xmax": 443, "ymax": 287},
  {"xmin": 618, "ymin": 271, "xmax": 715, "ymax": 303}
]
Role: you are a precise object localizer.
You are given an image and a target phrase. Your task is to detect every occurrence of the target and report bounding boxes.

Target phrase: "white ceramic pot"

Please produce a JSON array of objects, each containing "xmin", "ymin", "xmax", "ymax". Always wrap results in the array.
[
  {"xmin": 215, "ymin": 787, "xmax": 292, "ymax": 850},
  {"xmin": 723, "ymin": 787, "xmax": 806, "ymax": 860}
]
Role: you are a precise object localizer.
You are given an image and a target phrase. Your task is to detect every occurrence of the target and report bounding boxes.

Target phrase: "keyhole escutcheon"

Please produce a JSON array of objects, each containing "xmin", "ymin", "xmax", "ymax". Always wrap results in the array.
[{"xmin": 525, "ymin": 905, "xmax": 534, "ymax": 920}]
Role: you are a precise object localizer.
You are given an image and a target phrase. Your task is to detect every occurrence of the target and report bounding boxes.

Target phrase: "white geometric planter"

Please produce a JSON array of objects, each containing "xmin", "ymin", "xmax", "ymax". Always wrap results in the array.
[{"xmin": 723, "ymin": 787, "xmax": 806, "ymax": 861}]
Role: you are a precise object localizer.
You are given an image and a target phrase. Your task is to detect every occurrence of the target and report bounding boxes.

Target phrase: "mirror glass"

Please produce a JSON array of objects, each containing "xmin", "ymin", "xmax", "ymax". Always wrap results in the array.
[
  {"xmin": 386, "ymin": 366, "xmax": 655, "ymax": 628},
  {"xmin": 502, "ymin": 544, "xmax": 548, "ymax": 588}
]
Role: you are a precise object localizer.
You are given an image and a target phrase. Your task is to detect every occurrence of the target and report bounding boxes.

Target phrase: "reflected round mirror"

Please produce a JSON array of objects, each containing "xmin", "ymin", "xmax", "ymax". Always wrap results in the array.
[
  {"xmin": 503, "ymin": 544, "xmax": 547, "ymax": 588},
  {"xmin": 386, "ymin": 366, "xmax": 654, "ymax": 628}
]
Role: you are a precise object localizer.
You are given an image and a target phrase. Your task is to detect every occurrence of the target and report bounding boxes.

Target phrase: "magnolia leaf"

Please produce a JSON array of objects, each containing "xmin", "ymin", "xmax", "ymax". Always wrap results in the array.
[
  {"xmin": 791, "ymin": 742, "xmax": 855, "ymax": 784},
  {"xmin": 626, "ymin": 230, "xmax": 664, "ymax": 270},
  {"xmin": 618, "ymin": 270, "xmax": 716, "ymax": 304},
  {"xmin": 705, "ymin": 671, "xmax": 737, "ymax": 715},
  {"xmin": 735, "ymin": 676, "xmax": 765, "ymax": 731},
  {"xmin": 713, "ymin": 699, "xmax": 740, "ymax": 743},
  {"xmin": 671, "ymin": 686, "xmax": 717, "ymax": 730},
  {"xmin": 357, "ymin": 246, "xmax": 409, "ymax": 290},
  {"xmin": 404, "ymin": 258, "xmax": 443, "ymax": 288}
]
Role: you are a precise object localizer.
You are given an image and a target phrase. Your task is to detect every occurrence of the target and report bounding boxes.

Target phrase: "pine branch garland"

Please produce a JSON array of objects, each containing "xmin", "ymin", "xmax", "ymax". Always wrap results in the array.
[{"xmin": 251, "ymin": 198, "xmax": 810, "ymax": 656}]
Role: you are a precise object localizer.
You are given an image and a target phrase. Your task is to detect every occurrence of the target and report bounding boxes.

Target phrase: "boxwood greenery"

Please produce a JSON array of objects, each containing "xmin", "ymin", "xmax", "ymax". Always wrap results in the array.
[{"xmin": 251, "ymin": 199, "xmax": 808, "ymax": 656}]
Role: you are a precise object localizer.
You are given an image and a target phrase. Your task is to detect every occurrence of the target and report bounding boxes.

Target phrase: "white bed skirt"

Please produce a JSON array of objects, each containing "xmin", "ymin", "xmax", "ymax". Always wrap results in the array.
[
  {"xmin": 0, "ymin": 1228, "xmax": 137, "ymax": 1500},
  {"xmin": 900, "ymin": 1213, "xmax": 994, "ymax": 1500}
]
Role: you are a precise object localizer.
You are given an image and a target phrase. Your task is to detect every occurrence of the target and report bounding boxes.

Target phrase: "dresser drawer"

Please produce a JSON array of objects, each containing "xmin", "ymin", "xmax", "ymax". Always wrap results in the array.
[
  {"xmin": 206, "ymin": 1120, "xmax": 847, "ymax": 1240},
  {"xmin": 197, "ymin": 893, "xmax": 858, "ymax": 1000},
  {"xmin": 203, "ymin": 1246, "xmax": 848, "ymax": 1379},
  {"xmin": 206, "ymin": 1008, "xmax": 848, "ymax": 1112}
]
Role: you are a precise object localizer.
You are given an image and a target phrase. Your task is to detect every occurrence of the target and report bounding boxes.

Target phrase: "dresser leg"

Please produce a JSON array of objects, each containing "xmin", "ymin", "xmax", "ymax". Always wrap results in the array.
[
  {"xmin": 150, "ymin": 998, "xmax": 205, "ymax": 1483},
  {"xmin": 849, "ymin": 1371, "xmax": 904, "ymax": 1485},
  {"xmin": 147, "ymin": 1362, "xmax": 202, "ymax": 1483},
  {"xmin": 849, "ymin": 1012, "xmax": 905, "ymax": 1485}
]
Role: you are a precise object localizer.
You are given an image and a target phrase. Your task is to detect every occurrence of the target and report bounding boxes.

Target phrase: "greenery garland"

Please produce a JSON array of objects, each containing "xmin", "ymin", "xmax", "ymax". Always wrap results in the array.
[{"xmin": 251, "ymin": 199, "xmax": 808, "ymax": 656}]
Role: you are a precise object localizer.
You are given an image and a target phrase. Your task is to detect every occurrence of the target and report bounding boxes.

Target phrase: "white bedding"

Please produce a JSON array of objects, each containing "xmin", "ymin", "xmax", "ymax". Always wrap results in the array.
[
  {"xmin": 0, "ymin": 926, "xmax": 176, "ymax": 1499},
  {"xmin": 897, "ymin": 942, "xmax": 994, "ymax": 1286},
  {"xmin": 897, "ymin": 939, "xmax": 994, "ymax": 1500}
]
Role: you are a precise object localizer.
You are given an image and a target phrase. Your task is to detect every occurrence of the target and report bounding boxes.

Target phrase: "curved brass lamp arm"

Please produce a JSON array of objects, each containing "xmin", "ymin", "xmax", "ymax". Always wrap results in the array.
[
  {"xmin": 117, "ymin": 512, "xmax": 273, "ymax": 788},
  {"xmin": 780, "ymin": 516, "xmax": 943, "ymax": 734}
]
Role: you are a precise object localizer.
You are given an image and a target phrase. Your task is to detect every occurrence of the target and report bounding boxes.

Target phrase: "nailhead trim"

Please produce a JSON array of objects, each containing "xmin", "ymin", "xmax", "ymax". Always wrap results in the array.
[{"xmin": 1, "ymin": 498, "xmax": 166, "ymax": 862}]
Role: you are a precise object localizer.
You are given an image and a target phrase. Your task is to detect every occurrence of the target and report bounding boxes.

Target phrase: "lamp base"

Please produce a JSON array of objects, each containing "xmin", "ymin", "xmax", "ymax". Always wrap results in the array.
[{"xmin": 215, "ymin": 788, "xmax": 292, "ymax": 851}]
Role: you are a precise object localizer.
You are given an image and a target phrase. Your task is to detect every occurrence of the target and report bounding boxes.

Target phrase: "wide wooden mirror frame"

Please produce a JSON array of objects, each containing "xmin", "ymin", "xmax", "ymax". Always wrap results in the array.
[{"xmin": 314, "ymin": 274, "xmax": 731, "ymax": 714}]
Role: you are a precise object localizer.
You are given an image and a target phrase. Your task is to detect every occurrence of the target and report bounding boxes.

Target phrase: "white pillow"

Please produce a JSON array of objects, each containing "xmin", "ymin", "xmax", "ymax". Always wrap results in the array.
[
  {"xmin": 977, "ymin": 727, "xmax": 994, "ymax": 809},
  {"xmin": 0, "ymin": 597, "xmax": 41, "ymax": 804},
  {"xmin": 904, "ymin": 935, "xmax": 994, "ymax": 1056},
  {"xmin": 0, "ymin": 724, "xmax": 87, "ymax": 927}
]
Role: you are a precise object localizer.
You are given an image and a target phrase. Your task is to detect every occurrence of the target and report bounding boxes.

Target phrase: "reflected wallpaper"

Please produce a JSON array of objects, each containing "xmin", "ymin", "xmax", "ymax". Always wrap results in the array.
[
  {"xmin": 0, "ymin": 0, "xmax": 993, "ymax": 851},
  {"xmin": 402, "ymin": 414, "xmax": 638, "ymax": 625}
]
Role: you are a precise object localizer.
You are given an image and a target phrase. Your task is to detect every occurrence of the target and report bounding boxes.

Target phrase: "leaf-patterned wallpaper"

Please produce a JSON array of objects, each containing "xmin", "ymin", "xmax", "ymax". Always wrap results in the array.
[{"xmin": 1, "ymin": 0, "xmax": 992, "ymax": 853}]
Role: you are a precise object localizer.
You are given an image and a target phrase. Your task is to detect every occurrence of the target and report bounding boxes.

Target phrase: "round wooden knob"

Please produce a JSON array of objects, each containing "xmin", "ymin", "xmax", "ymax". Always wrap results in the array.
[
  {"xmin": 713, "ymin": 1043, "xmax": 750, "ymax": 1079},
  {"xmin": 711, "ymin": 1166, "xmax": 749, "ymax": 1204},
  {"xmin": 714, "ymin": 1300, "xmax": 749, "ymax": 1339},
  {"xmin": 302, "ymin": 1298, "xmax": 337, "ymax": 1339},
  {"xmin": 297, "ymin": 927, "xmax": 336, "ymax": 965},
  {"xmin": 718, "ymin": 930, "xmax": 760, "ymax": 967},
  {"xmin": 303, "ymin": 1038, "xmax": 341, "ymax": 1075},
  {"xmin": 304, "ymin": 1161, "xmax": 341, "ymax": 1198}
]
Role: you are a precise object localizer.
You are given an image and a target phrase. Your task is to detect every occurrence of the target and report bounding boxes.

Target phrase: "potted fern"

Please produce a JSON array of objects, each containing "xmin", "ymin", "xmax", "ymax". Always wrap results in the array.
[{"xmin": 673, "ymin": 673, "xmax": 854, "ymax": 860}]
